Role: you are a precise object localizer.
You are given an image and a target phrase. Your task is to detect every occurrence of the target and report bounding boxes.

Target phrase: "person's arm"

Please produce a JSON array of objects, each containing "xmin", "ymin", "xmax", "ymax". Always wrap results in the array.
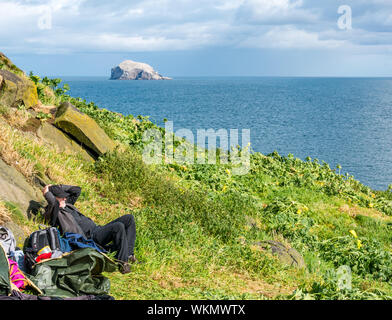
[
  {"xmin": 43, "ymin": 184, "xmax": 55, "ymax": 207},
  {"xmin": 59, "ymin": 185, "xmax": 82, "ymax": 205},
  {"xmin": 42, "ymin": 184, "xmax": 58, "ymax": 225}
]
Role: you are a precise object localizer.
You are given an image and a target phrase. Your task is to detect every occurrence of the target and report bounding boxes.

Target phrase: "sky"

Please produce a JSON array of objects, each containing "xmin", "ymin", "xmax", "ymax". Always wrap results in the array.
[{"xmin": 1, "ymin": 0, "xmax": 392, "ymax": 77}]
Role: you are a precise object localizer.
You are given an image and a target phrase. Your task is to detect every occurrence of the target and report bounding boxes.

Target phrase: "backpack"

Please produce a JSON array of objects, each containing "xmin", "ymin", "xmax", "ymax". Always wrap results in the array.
[
  {"xmin": 23, "ymin": 227, "xmax": 63, "ymax": 274},
  {"xmin": 57, "ymin": 205, "xmax": 87, "ymax": 238},
  {"xmin": 27, "ymin": 248, "xmax": 117, "ymax": 298},
  {"xmin": 0, "ymin": 243, "xmax": 11, "ymax": 295},
  {"xmin": 0, "ymin": 226, "xmax": 16, "ymax": 256}
]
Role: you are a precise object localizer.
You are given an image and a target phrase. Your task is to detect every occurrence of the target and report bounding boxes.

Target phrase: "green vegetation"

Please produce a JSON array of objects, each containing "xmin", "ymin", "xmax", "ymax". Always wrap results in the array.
[
  {"xmin": 2, "ymin": 72, "xmax": 392, "ymax": 300},
  {"xmin": 0, "ymin": 53, "xmax": 24, "ymax": 76},
  {"xmin": 3, "ymin": 201, "xmax": 25, "ymax": 225}
]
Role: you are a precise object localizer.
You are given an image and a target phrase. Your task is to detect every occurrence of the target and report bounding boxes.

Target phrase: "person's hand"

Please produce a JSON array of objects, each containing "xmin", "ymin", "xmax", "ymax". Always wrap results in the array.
[{"xmin": 42, "ymin": 184, "xmax": 52, "ymax": 195}]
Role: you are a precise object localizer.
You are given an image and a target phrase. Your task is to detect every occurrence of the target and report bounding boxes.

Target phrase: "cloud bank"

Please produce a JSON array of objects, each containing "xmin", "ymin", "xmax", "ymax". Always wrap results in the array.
[{"xmin": 0, "ymin": 0, "xmax": 391, "ymax": 55}]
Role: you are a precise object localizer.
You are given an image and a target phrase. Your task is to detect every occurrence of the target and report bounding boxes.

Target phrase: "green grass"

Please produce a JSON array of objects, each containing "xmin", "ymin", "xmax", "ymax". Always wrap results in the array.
[
  {"xmin": 3, "ymin": 201, "xmax": 25, "ymax": 225},
  {"xmin": 2, "ymin": 73, "xmax": 392, "ymax": 299}
]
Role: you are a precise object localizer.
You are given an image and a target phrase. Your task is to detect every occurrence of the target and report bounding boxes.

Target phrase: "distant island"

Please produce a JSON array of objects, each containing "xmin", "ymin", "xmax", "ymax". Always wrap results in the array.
[{"xmin": 110, "ymin": 60, "xmax": 172, "ymax": 80}]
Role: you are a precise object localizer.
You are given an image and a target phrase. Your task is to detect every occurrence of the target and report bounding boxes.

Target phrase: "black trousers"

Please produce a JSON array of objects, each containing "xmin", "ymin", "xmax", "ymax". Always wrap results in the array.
[{"xmin": 91, "ymin": 214, "xmax": 136, "ymax": 263}]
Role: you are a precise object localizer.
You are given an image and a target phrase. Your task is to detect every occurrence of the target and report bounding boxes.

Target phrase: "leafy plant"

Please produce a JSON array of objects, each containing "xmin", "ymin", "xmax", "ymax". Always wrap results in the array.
[{"xmin": 36, "ymin": 111, "xmax": 52, "ymax": 120}]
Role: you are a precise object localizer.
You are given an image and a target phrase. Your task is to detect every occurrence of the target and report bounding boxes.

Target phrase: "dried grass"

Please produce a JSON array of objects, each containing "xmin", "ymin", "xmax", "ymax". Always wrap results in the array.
[
  {"xmin": 0, "ymin": 118, "xmax": 35, "ymax": 178},
  {"xmin": 0, "ymin": 202, "xmax": 11, "ymax": 225}
]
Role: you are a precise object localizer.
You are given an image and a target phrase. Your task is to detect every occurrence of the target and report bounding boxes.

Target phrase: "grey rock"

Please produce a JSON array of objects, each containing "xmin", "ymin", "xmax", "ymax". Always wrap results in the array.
[
  {"xmin": 54, "ymin": 102, "xmax": 117, "ymax": 158},
  {"xmin": 0, "ymin": 69, "xmax": 38, "ymax": 108},
  {"xmin": 255, "ymin": 240, "xmax": 306, "ymax": 269},
  {"xmin": 36, "ymin": 121, "xmax": 95, "ymax": 162},
  {"xmin": 0, "ymin": 158, "xmax": 45, "ymax": 218},
  {"xmin": 110, "ymin": 60, "xmax": 172, "ymax": 80}
]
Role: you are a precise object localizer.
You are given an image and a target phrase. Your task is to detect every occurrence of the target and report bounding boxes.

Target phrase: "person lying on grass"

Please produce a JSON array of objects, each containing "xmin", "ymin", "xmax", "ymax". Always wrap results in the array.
[{"xmin": 42, "ymin": 184, "xmax": 137, "ymax": 274}]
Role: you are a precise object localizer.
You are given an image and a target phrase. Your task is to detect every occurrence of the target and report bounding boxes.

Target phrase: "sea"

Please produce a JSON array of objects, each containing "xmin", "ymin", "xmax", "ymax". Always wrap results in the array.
[{"xmin": 62, "ymin": 76, "xmax": 392, "ymax": 191}]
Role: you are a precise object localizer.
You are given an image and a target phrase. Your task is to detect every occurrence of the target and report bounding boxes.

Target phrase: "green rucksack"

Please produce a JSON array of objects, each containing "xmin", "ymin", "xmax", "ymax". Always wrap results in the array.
[
  {"xmin": 0, "ymin": 243, "xmax": 11, "ymax": 296},
  {"xmin": 28, "ymin": 248, "xmax": 117, "ymax": 298}
]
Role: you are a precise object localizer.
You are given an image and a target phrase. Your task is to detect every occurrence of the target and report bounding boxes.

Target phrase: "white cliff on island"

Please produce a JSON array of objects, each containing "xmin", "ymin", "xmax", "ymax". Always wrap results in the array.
[{"xmin": 110, "ymin": 60, "xmax": 172, "ymax": 80}]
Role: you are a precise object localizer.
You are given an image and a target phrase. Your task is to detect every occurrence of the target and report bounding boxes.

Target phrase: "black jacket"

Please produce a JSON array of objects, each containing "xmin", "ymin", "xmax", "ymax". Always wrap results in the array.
[{"xmin": 44, "ymin": 185, "xmax": 97, "ymax": 238}]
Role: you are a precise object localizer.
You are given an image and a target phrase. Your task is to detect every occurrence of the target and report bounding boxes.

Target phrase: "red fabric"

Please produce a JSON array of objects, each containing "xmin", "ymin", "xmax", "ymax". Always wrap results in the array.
[{"xmin": 35, "ymin": 252, "xmax": 52, "ymax": 263}]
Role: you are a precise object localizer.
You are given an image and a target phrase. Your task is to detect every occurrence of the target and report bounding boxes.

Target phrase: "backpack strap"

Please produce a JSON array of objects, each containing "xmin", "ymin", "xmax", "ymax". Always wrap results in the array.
[
  {"xmin": 30, "ymin": 231, "xmax": 38, "ymax": 252},
  {"xmin": 48, "ymin": 228, "xmax": 61, "ymax": 252}
]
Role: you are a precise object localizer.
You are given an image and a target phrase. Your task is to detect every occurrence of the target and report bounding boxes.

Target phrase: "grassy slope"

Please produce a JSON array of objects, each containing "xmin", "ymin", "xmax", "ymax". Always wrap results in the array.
[{"xmin": 2, "ymin": 69, "xmax": 392, "ymax": 299}]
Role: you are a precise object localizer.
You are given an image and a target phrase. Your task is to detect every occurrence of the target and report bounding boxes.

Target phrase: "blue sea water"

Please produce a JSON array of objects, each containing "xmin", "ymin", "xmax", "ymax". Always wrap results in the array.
[{"xmin": 62, "ymin": 76, "xmax": 392, "ymax": 191}]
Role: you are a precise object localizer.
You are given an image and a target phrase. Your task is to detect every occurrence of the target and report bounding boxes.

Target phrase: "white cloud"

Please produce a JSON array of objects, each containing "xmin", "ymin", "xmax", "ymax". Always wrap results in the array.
[
  {"xmin": 235, "ymin": 0, "xmax": 319, "ymax": 25},
  {"xmin": 0, "ymin": 0, "xmax": 391, "ymax": 55},
  {"xmin": 239, "ymin": 26, "xmax": 346, "ymax": 49},
  {"xmin": 213, "ymin": 0, "xmax": 244, "ymax": 11}
]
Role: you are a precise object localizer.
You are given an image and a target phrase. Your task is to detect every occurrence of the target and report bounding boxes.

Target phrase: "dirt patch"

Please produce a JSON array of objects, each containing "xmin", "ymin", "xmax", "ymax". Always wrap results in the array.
[
  {"xmin": 129, "ymin": 196, "xmax": 143, "ymax": 210},
  {"xmin": 33, "ymin": 102, "xmax": 57, "ymax": 115},
  {"xmin": 339, "ymin": 204, "xmax": 392, "ymax": 222},
  {"xmin": 228, "ymin": 272, "xmax": 296, "ymax": 298},
  {"xmin": 151, "ymin": 270, "xmax": 186, "ymax": 290}
]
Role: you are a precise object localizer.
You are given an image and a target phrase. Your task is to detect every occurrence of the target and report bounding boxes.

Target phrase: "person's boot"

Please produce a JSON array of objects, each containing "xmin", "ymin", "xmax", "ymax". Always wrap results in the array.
[
  {"xmin": 128, "ymin": 254, "xmax": 142, "ymax": 264},
  {"xmin": 119, "ymin": 262, "xmax": 131, "ymax": 274}
]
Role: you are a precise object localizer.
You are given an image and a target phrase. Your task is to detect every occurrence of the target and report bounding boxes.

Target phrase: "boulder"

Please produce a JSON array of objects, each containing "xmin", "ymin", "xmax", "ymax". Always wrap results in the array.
[
  {"xmin": 36, "ymin": 121, "xmax": 95, "ymax": 162},
  {"xmin": 0, "ymin": 69, "xmax": 38, "ymax": 109},
  {"xmin": 54, "ymin": 102, "xmax": 117, "ymax": 157},
  {"xmin": 0, "ymin": 52, "xmax": 24, "ymax": 75},
  {"xmin": 110, "ymin": 60, "xmax": 172, "ymax": 80},
  {"xmin": 255, "ymin": 240, "xmax": 306, "ymax": 269},
  {"xmin": 0, "ymin": 158, "xmax": 45, "ymax": 218}
]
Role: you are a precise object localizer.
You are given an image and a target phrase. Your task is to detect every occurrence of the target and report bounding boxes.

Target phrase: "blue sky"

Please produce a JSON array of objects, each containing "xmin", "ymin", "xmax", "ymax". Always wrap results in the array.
[{"xmin": 1, "ymin": 0, "xmax": 392, "ymax": 76}]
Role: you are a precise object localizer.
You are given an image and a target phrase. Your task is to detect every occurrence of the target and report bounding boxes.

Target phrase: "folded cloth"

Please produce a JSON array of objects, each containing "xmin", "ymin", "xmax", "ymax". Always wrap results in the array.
[
  {"xmin": 36, "ymin": 252, "xmax": 52, "ymax": 263},
  {"xmin": 64, "ymin": 233, "xmax": 106, "ymax": 253},
  {"xmin": 8, "ymin": 258, "xmax": 28, "ymax": 290},
  {"xmin": 9, "ymin": 250, "xmax": 26, "ymax": 273}
]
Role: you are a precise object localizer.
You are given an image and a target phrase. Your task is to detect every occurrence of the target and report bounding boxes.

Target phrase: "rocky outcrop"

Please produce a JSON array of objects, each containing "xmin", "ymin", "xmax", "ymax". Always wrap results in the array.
[
  {"xmin": 0, "ymin": 69, "xmax": 38, "ymax": 109},
  {"xmin": 37, "ymin": 121, "xmax": 95, "ymax": 162},
  {"xmin": 110, "ymin": 60, "xmax": 171, "ymax": 80},
  {"xmin": 0, "ymin": 158, "xmax": 45, "ymax": 218},
  {"xmin": 54, "ymin": 102, "xmax": 117, "ymax": 157},
  {"xmin": 0, "ymin": 52, "xmax": 23, "ymax": 75},
  {"xmin": 255, "ymin": 240, "xmax": 306, "ymax": 269},
  {"xmin": 0, "ymin": 52, "xmax": 38, "ymax": 109},
  {"xmin": 0, "ymin": 52, "xmax": 118, "ymax": 240}
]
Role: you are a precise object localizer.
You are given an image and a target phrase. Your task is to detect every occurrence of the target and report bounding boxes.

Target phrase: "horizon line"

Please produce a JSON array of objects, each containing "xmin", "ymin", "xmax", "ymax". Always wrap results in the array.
[{"xmin": 45, "ymin": 75, "xmax": 392, "ymax": 79}]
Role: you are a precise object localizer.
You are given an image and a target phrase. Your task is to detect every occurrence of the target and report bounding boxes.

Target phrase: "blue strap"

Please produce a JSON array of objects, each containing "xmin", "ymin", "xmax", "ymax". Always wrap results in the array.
[
  {"xmin": 57, "ymin": 229, "xmax": 72, "ymax": 253},
  {"xmin": 64, "ymin": 232, "xmax": 106, "ymax": 253}
]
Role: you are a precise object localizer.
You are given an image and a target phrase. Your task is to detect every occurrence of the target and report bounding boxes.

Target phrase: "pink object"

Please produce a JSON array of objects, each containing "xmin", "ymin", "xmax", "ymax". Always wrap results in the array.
[{"xmin": 8, "ymin": 258, "xmax": 27, "ymax": 290}]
